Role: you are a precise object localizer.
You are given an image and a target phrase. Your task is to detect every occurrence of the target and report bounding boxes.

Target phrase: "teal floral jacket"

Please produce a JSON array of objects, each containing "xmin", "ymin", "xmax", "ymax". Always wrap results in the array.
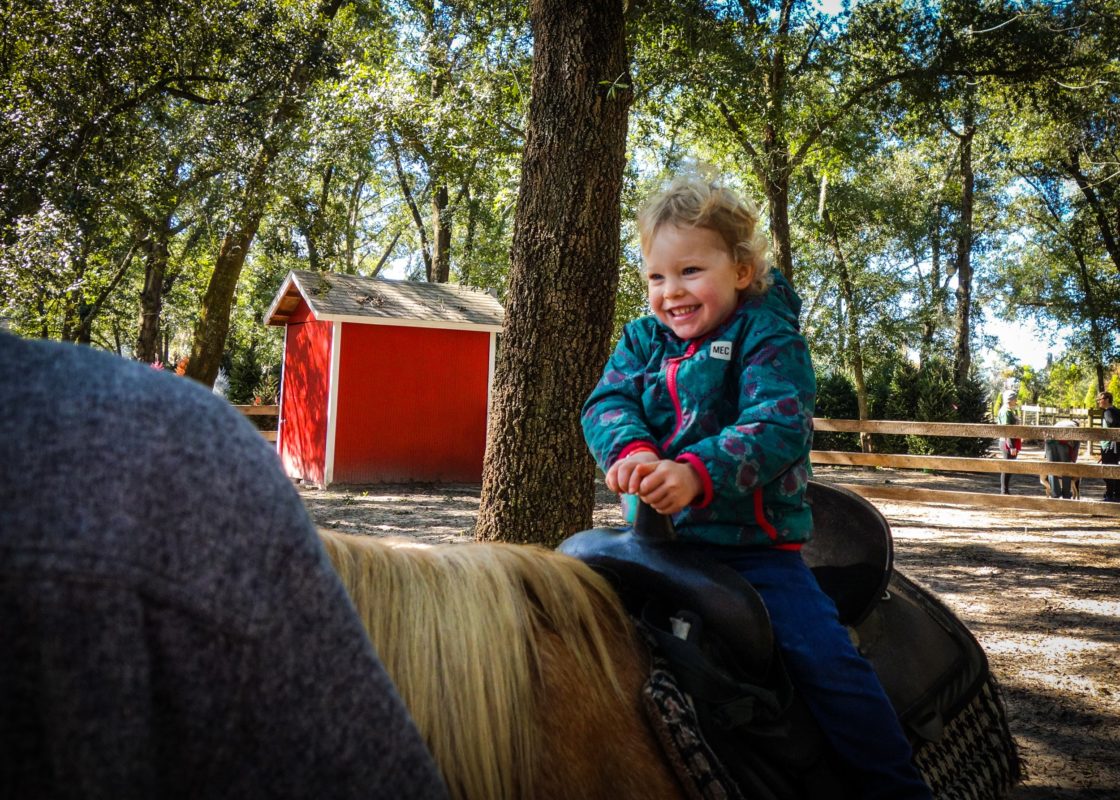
[{"xmin": 582, "ymin": 269, "xmax": 816, "ymax": 548}]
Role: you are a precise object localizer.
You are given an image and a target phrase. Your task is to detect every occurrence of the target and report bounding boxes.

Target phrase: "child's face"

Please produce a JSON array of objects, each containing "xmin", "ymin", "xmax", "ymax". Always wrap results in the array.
[{"xmin": 644, "ymin": 224, "xmax": 752, "ymax": 340}]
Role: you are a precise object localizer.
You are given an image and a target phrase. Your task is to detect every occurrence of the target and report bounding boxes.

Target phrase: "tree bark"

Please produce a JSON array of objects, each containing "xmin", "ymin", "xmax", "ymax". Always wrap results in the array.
[
  {"xmin": 952, "ymin": 109, "xmax": 976, "ymax": 388},
  {"xmin": 921, "ymin": 203, "xmax": 942, "ymax": 363},
  {"xmin": 185, "ymin": 154, "xmax": 270, "ymax": 386},
  {"xmin": 475, "ymin": 0, "xmax": 631, "ymax": 546},
  {"xmin": 431, "ymin": 184, "xmax": 451, "ymax": 282},
  {"xmin": 135, "ymin": 222, "xmax": 171, "ymax": 364},
  {"xmin": 763, "ymin": 166, "xmax": 794, "ymax": 280}
]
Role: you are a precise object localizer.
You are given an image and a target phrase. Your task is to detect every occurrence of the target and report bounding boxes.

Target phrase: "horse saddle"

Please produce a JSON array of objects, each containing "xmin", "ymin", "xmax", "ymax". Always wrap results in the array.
[
  {"xmin": 557, "ymin": 481, "xmax": 891, "ymax": 667},
  {"xmin": 559, "ymin": 481, "xmax": 989, "ymax": 746},
  {"xmin": 558, "ymin": 501, "xmax": 774, "ymax": 681}
]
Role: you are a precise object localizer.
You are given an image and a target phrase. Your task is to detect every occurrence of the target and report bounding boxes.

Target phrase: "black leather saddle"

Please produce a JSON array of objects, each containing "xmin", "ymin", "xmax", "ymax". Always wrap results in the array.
[
  {"xmin": 557, "ymin": 480, "xmax": 892, "ymax": 658},
  {"xmin": 557, "ymin": 501, "xmax": 775, "ymax": 681},
  {"xmin": 801, "ymin": 480, "xmax": 892, "ymax": 626}
]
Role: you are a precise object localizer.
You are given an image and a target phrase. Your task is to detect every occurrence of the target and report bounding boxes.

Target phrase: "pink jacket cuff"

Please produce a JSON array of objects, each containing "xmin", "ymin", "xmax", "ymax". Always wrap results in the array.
[
  {"xmin": 675, "ymin": 452, "xmax": 713, "ymax": 508},
  {"xmin": 616, "ymin": 441, "xmax": 660, "ymax": 464}
]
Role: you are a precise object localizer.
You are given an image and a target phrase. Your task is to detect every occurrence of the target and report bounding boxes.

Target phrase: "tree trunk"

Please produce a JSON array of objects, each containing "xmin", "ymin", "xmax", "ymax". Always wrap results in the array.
[
  {"xmin": 765, "ymin": 168, "xmax": 794, "ymax": 280},
  {"xmin": 345, "ymin": 172, "xmax": 366, "ymax": 272},
  {"xmin": 135, "ymin": 222, "xmax": 171, "ymax": 364},
  {"xmin": 921, "ymin": 203, "xmax": 942, "ymax": 363},
  {"xmin": 762, "ymin": 18, "xmax": 794, "ymax": 282},
  {"xmin": 952, "ymin": 112, "xmax": 975, "ymax": 388},
  {"xmin": 823, "ymin": 205, "xmax": 870, "ymax": 452},
  {"xmin": 185, "ymin": 160, "xmax": 268, "ymax": 386},
  {"xmin": 461, "ymin": 183, "xmax": 477, "ymax": 286},
  {"xmin": 431, "ymin": 184, "xmax": 451, "ymax": 283},
  {"xmin": 303, "ymin": 216, "xmax": 321, "ymax": 271},
  {"xmin": 719, "ymin": 107, "xmax": 796, "ymax": 280},
  {"xmin": 475, "ymin": 0, "xmax": 631, "ymax": 546},
  {"xmin": 185, "ymin": 0, "xmax": 345, "ymax": 387},
  {"xmin": 392, "ymin": 141, "xmax": 433, "ymax": 280},
  {"xmin": 1064, "ymin": 149, "xmax": 1120, "ymax": 274}
]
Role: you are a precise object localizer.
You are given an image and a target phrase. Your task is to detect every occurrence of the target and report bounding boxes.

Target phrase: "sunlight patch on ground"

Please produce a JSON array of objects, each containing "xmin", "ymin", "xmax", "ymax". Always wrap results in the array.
[
  {"xmin": 1060, "ymin": 597, "xmax": 1120, "ymax": 616},
  {"xmin": 1011, "ymin": 668, "xmax": 1114, "ymax": 701},
  {"xmin": 983, "ymin": 635, "xmax": 1105, "ymax": 658}
]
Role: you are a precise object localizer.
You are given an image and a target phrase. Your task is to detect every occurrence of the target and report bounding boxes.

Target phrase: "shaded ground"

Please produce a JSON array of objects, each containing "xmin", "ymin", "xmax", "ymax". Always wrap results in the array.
[{"xmin": 301, "ymin": 459, "xmax": 1120, "ymax": 799}]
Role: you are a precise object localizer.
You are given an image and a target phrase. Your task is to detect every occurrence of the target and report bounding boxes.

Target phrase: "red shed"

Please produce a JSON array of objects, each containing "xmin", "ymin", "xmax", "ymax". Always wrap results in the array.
[{"xmin": 264, "ymin": 269, "xmax": 504, "ymax": 486}]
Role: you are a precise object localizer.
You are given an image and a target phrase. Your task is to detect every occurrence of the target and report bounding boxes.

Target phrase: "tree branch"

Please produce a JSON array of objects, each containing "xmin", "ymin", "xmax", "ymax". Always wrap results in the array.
[{"xmin": 389, "ymin": 138, "xmax": 432, "ymax": 280}]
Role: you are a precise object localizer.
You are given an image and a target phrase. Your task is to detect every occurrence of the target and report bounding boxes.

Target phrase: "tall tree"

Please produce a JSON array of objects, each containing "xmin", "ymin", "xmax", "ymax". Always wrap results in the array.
[
  {"xmin": 630, "ymin": 0, "xmax": 929, "ymax": 281},
  {"xmin": 949, "ymin": 96, "xmax": 978, "ymax": 386},
  {"xmin": 379, "ymin": 0, "xmax": 529, "ymax": 284},
  {"xmin": 993, "ymin": 172, "xmax": 1120, "ymax": 391},
  {"xmin": 475, "ymin": 0, "xmax": 631, "ymax": 545},
  {"xmin": 185, "ymin": 0, "xmax": 350, "ymax": 387},
  {"xmin": 816, "ymin": 182, "xmax": 871, "ymax": 450}
]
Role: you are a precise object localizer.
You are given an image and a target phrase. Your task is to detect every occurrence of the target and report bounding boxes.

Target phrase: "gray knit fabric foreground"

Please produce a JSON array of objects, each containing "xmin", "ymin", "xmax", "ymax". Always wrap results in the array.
[{"xmin": 0, "ymin": 332, "xmax": 447, "ymax": 799}]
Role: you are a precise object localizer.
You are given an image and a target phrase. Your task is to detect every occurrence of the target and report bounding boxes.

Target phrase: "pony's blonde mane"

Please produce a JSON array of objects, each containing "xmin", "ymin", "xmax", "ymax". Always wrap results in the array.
[{"xmin": 319, "ymin": 530, "xmax": 634, "ymax": 800}]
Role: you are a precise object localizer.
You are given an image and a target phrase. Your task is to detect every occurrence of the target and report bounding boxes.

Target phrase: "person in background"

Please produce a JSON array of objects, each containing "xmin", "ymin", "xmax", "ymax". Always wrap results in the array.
[
  {"xmin": 1098, "ymin": 391, "xmax": 1120, "ymax": 501},
  {"xmin": 0, "ymin": 332, "xmax": 447, "ymax": 800},
  {"xmin": 997, "ymin": 390, "xmax": 1022, "ymax": 495},
  {"xmin": 1042, "ymin": 419, "xmax": 1080, "ymax": 499}
]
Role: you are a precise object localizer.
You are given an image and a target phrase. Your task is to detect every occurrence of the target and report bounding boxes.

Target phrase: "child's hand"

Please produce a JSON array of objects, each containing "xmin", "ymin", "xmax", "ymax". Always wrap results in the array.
[
  {"xmin": 605, "ymin": 450, "xmax": 660, "ymax": 494},
  {"xmin": 632, "ymin": 459, "xmax": 702, "ymax": 516}
]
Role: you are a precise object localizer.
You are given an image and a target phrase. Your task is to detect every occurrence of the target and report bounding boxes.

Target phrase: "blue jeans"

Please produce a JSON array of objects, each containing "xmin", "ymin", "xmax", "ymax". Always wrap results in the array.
[
  {"xmin": 698, "ymin": 547, "xmax": 933, "ymax": 800},
  {"xmin": 1043, "ymin": 439, "xmax": 1075, "ymax": 498}
]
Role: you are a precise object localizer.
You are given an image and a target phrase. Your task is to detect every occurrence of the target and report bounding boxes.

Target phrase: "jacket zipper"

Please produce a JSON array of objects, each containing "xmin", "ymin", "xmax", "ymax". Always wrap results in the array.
[{"xmin": 661, "ymin": 342, "xmax": 697, "ymax": 449}]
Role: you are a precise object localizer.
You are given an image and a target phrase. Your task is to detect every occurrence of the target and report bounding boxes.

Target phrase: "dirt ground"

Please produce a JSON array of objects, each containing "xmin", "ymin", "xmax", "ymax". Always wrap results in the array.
[{"xmin": 301, "ymin": 453, "xmax": 1120, "ymax": 800}]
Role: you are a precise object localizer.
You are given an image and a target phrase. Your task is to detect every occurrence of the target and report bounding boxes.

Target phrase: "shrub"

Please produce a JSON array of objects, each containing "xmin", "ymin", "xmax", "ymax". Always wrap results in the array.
[
  {"xmin": 814, "ymin": 372, "xmax": 861, "ymax": 451},
  {"xmin": 904, "ymin": 358, "xmax": 990, "ymax": 457},
  {"xmin": 872, "ymin": 359, "xmax": 919, "ymax": 455}
]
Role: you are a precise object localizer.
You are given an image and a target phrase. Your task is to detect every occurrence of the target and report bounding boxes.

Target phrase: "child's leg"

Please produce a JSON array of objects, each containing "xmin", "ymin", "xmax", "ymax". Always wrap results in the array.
[{"xmin": 719, "ymin": 549, "xmax": 933, "ymax": 800}]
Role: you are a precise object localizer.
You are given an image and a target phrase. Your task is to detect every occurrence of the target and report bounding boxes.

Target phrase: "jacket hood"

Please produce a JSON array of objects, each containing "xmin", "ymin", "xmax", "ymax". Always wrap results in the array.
[{"xmin": 755, "ymin": 268, "xmax": 803, "ymax": 329}]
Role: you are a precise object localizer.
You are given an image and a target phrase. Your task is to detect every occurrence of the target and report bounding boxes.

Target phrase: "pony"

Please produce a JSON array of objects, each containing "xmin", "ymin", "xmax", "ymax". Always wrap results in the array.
[
  {"xmin": 319, "ymin": 506, "xmax": 1020, "ymax": 800},
  {"xmin": 318, "ymin": 530, "xmax": 684, "ymax": 800}
]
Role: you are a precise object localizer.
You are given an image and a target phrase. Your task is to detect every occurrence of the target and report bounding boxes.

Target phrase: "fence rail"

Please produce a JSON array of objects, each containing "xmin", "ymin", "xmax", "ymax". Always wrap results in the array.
[
  {"xmin": 233, "ymin": 406, "xmax": 1119, "ymax": 515},
  {"xmin": 1018, "ymin": 404, "xmax": 1092, "ymax": 425},
  {"xmin": 233, "ymin": 404, "xmax": 279, "ymax": 442},
  {"xmin": 813, "ymin": 418, "xmax": 1120, "ymax": 517}
]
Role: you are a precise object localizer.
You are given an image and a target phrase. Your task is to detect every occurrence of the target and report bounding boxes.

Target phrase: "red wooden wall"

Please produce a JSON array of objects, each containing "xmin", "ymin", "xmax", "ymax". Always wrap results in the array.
[
  {"xmin": 332, "ymin": 323, "xmax": 491, "ymax": 483},
  {"xmin": 278, "ymin": 303, "xmax": 332, "ymax": 486}
]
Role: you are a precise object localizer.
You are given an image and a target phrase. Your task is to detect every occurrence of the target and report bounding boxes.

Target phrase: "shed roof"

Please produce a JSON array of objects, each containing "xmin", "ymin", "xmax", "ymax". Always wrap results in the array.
[{"xmin": 265, "ymin": 269, "xmax": 504, "ymax": 332}]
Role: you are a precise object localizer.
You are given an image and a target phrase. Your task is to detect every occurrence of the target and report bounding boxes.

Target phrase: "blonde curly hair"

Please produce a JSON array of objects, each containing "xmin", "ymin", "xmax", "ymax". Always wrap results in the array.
[{"xmin": 637, "ymin": 176, "xmax": 773, "ymax": 296}]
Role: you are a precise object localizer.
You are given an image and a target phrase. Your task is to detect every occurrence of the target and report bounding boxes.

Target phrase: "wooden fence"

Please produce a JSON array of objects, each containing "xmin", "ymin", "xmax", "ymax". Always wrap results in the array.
[
  {"xmin": 233, "ymin": 404, "xmax": 1120, "ymax": 516},
  {"xmin": 1018, "ymin": 406, "xmax": 1107, "ymax": 455},
  {"xmin": 1018, "ymin": 404, "xmax": 1091, "ymax": 426},
  {"xmin": 813, "ymin": 419, "xmax": 1120, "ymax": 517},
  {"xmin": 233, "ymin": 404, "xmax": 279, "ymax": 443}
]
